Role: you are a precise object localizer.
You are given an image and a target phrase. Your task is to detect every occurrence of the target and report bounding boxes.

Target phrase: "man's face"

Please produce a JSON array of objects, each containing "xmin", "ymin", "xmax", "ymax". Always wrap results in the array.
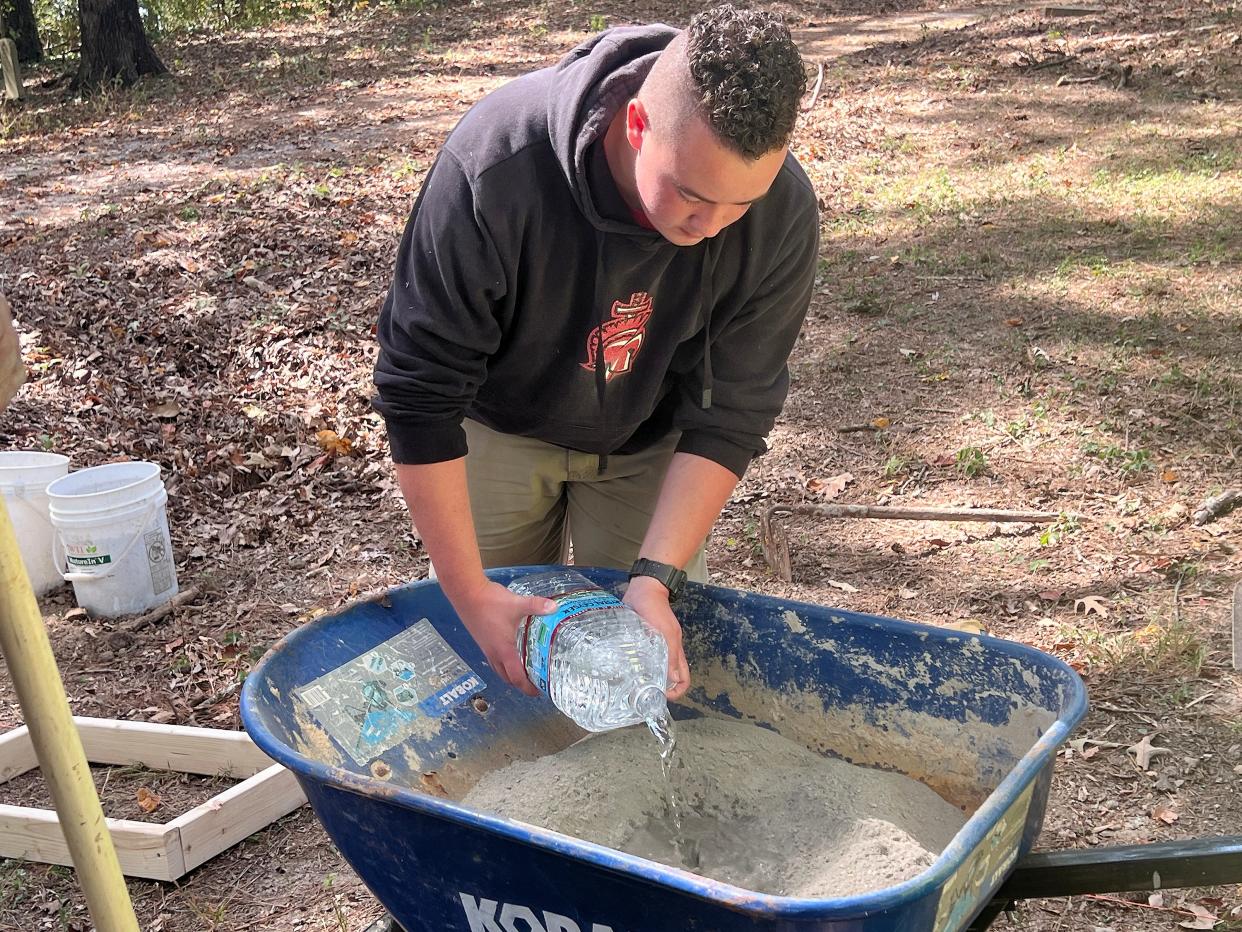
[{"xmin": 626, "ymin": 100, "xmax": 787, "ymax": 247}]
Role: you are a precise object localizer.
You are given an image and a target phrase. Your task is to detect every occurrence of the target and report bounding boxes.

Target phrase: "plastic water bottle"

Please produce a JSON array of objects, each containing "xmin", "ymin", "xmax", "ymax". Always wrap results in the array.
[{"xmin": 509, "ymin": 569, "xmax": 669, "ymax": 732}]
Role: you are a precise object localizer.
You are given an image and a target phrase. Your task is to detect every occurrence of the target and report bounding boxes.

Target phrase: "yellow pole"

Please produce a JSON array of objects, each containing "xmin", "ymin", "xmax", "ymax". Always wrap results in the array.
[{"xmin": 0, "ymin": 497, "xmax": 140, "ymax": 931}]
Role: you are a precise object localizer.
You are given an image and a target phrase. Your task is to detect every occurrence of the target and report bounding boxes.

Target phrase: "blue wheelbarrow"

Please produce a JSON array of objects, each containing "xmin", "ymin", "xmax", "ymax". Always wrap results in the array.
[{"xmin": 242, "ymin": 566, "xmax": 1091, "ymax": 931}]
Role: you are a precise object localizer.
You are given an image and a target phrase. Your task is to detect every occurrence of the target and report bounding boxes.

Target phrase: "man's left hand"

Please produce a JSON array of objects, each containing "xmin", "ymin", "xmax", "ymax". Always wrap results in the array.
[{"xmin": 623, "ymin": 574, "xmax": 690, "ymax": 701}]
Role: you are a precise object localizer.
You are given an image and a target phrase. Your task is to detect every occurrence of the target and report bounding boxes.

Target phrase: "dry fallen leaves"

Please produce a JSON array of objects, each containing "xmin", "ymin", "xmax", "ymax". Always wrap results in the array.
[
  {"xmin": 1074, "ymin": 595, "xmax": 1110, "ymax": 617},
  {"xmin": 315, "ymin": 429, "xmax": 354, "ymax": 456},
  {"xmin": 807, "ymin": 471, "xmax": 854, "ymax": 499},
  {"xmin": 1151, "ymin": 802, "xmax": 1179, "ymax": 824},
  {"xmin": 1178, "ymin": 903, "xmax": 1219, "ymax": 929},
  {"xmin": 136, "ymin": 787, "xmax": 161, "ymax": 813},
  {"xmin": 826, "ymin": 579, "xmax": 860, "ymax": 593},
  {"xmin": 1128, "ymin": 733, "xmax": 1173, "ymax": 770}
]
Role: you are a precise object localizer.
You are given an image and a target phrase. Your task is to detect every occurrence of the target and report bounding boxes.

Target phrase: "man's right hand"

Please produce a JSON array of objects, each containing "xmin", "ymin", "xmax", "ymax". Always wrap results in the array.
[{"xmin": 448, "ymin": 578, "xmax": 557, "ymax": 697}]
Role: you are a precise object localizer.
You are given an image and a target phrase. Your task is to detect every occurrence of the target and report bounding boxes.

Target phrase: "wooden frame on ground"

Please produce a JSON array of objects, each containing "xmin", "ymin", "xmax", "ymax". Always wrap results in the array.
[{"xmin": 0, "ymin": 716, "xmax": 305, "ymax": 881}]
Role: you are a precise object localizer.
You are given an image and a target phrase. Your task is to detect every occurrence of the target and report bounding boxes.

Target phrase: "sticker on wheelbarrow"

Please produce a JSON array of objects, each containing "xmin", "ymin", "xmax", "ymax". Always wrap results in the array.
[
  {"xmin": 933, "ymin": 781, "xmax": 1034, "ymax": 931},
  {"xmin": 293, "ymin": 620, "xmax": 485, "ymax": 766}
]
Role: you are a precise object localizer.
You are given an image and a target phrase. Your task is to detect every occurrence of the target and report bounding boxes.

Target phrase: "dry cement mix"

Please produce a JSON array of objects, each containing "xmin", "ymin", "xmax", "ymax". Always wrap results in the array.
[{"xmin": 464, "ymin": 717, "xmax": 968, "ymax": 897}]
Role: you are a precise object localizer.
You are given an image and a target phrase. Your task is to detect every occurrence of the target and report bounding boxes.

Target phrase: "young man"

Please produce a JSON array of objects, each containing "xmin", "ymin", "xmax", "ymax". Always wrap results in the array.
[{"xmin": 374, "ymin": 5, "xmax": 818, "ymax": 700}]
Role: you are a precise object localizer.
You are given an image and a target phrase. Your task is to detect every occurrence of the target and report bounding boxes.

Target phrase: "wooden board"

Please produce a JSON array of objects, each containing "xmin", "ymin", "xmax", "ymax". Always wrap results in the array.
[
  {"xmin": 75, "ymin": 717, "xmax": 277, "ymax": 778},
  {"xmin": 172, "ymin": 764, "xmax": 305, "ymax": 873},
  {"xmin": 0, "ymin": 726, "xmax": 37, "ymax": 782},
  {"xmin": 0, "ymin": 717, "xmax": 305, "ymax": 879},
  {"xmin": 0, "ymin": 804, "xmax": 183, "ymax": 881}
]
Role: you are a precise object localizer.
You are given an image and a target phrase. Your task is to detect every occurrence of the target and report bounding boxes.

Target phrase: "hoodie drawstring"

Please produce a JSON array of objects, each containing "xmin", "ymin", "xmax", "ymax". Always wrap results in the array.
[
  {"xmin": 699, "ymin": 246, "xmax": 715, "ymax": 410},
  {"xmin": 591, "ymin": 236, "xmax": 715, "ymax": 475},
  {"xmin": 593, "ymin": 235, "xmax": 609, "ymax": 474}
]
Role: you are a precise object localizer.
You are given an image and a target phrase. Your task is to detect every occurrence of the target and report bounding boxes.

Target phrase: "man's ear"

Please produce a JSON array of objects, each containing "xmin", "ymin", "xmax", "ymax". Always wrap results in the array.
[{"xmin": 625, "ymin": 98, "xmax": 649, "ymax": 151}]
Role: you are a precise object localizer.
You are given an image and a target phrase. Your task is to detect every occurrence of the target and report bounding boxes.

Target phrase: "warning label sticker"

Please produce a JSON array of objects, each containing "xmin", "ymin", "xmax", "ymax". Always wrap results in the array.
[{"xmin": 293, "ymin": 620, "xmax": 484, "ymax": 766}]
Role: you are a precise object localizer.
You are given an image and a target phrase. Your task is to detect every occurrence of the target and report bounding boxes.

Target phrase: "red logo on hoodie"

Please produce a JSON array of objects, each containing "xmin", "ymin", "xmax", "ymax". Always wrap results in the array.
[{"xmin": 580, "ymin": 292, "xmax": 653, "ymax": 382}]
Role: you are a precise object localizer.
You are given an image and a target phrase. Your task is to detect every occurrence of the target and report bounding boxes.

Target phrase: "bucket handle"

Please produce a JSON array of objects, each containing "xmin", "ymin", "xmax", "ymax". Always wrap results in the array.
[{"xmin": 51, "ymin": 498, "xmax": 161, "ymax": 583}]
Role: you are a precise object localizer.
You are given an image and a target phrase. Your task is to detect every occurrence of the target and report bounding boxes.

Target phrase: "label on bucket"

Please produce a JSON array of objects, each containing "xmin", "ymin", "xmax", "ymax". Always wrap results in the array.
[
  {"xmin": 66, "ymin": 543, "xmax": 111, "ymax": 567},
  {"xmin": 145, "ymin": 529, "xmax": 174, "ymax": 596},
  {"xmin": 294, "ymin": 620, "xmax": 485, "ymax": 766}
]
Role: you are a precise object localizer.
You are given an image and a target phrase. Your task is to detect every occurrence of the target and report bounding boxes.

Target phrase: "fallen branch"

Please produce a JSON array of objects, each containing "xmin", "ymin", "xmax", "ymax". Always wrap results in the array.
[
  {"xmin": 760, "ymin": 503, "xmax": 1059, "ymax": 582},
  {"xmin": 1192, "ymin": 489, "xmax": 1241, "ymax": 525},
  {"xmin": 767, "ymin": 504, "xmax": 1058, "ymax": 522},
  {"xmin": 1056, "ymin": 62, "xmax": 1132, "ymax": 89},
  {"xmin": 192, "ymin": 680, "xmax": 239, "ymax": 710},
  {"xmin": 120, "ymin": 585, "xmax": 203, "ymax": 633},
  {"xmin": 1043, "ymin": 5, "xmax": 1104, "ymax": 16},
  {"xmin": 1028, "ymin": 53, "xmax": 1076, "ymax": 70}
]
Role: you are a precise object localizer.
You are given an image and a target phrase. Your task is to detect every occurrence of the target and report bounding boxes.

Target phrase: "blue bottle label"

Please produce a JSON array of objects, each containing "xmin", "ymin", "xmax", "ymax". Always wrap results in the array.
[{"xmin": 521, "ymin": 587, "xmax": 618, "ymax": 694}]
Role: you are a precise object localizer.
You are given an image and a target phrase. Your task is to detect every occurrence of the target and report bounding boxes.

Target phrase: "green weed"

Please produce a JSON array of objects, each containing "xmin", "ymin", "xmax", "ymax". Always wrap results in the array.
[
  {"xmin": 882, "ymin": 455, "xmax": 913, "ymax": 479},
  {"xmin": 1083, "ymin": 441, "xmax": 1152, "ymax": 476},
  {"xmin": 955, "ymin": 446, "xmax": 988, "ymax": 478},
  {"xmin": 1039, "ymin": 513, "xmax": 1080, "ymax": 547}
]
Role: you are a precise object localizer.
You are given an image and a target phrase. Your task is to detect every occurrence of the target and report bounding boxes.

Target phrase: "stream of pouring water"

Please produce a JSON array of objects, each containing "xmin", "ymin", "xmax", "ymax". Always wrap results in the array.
[{"xmin": 646, "ymin": 712, "xmax": 699, "ymax": 869}]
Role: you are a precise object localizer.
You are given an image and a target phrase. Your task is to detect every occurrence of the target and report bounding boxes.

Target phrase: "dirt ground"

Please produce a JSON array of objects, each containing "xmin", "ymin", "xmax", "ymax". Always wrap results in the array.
[{"xmin": 1, "ymin": 0, "xmax": 1239, "ymax": 928}]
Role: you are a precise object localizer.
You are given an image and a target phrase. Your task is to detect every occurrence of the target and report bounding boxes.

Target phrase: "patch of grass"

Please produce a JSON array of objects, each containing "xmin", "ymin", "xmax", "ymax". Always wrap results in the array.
[
  {"xmin": 1061, "ymin": 617, "xmax": 1206, "ymax": 677},
  {"xmin": 1054, "ymin": 253, "xmax": 1116, "ymax": 280},
  {"xmin": 841, "ymin": 284, "xmax": 889, "ymax": 316},
  {"xmin": 0, "ymin": 863, "xmax": 34, "ymax": 911},
  {"xmin": 889, "ymin": 167, "xmax": 965, "ymax": 221},
  {"xmin": 588, "ymin": 13, "xmax": 606, "ymax": 31},
  {"xmin": 1083, "ymin": 441, "xmax": 1152, "ymax": 476},
  {"xmin": 186, "ymin": 895, "xmax": 229, "ymax": 926},
  {"xmin": 1185, "ymin": 237, "xmax": 1228, "ymax": 267}
]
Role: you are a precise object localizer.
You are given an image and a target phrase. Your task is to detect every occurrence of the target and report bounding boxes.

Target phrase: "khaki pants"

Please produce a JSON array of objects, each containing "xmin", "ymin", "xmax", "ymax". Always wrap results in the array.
[{"xmin": 460, "ymin": 419, "xmax": 708, "ymax": 582}]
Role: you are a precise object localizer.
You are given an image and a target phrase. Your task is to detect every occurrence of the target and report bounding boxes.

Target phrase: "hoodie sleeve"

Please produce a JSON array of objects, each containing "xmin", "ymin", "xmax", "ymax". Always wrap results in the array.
[
  {"xmin": 673, "ymin": 197, "xmax": 819, "ymax": 479},
  {"xmin": 372, "ymin": 150, "xmax": 507, "ymax": 465}
]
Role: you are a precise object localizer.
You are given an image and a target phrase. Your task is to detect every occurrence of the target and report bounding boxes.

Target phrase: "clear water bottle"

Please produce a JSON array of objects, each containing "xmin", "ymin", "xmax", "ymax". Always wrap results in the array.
[{"xmin": 509, "ymin": 569, "xmax": 669, "ymax": 732}]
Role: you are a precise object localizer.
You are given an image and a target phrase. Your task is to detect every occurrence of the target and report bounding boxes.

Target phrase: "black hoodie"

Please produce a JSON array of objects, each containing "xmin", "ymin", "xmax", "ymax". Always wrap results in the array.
[{"xmin": 373, "ymin": 25, "xmax": 818, "ymax": 478}]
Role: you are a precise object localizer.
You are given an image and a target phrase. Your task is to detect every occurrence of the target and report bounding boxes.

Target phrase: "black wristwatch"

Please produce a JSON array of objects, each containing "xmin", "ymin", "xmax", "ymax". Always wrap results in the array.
[{"xmin": 629, "ymin": 558, "xmax": 688, "ymax": 600}]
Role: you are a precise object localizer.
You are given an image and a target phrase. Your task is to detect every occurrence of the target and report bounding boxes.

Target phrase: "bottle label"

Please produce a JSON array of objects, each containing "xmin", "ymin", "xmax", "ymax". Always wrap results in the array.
[{"xmin": 521, "ymin": 587, "xmax": 617, "ymax": 694}]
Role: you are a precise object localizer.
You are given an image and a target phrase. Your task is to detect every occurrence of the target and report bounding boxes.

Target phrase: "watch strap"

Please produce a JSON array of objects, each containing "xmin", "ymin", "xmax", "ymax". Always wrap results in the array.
[{"xmin": 629, "ymin": 558, "xmax": 688, "ymax": 599}]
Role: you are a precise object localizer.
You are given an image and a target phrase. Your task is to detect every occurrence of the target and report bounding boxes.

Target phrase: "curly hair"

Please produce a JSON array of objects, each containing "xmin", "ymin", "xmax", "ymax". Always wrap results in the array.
[{"xmin": 686, "ymin": 5, "xmax": 806, "ymax": 159}]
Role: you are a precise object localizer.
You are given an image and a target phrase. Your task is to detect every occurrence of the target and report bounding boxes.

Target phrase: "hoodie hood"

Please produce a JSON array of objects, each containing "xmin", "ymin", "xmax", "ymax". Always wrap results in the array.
[{"xmin": 546, "ymin": 25, "xmax": 679, "ymax": 234}]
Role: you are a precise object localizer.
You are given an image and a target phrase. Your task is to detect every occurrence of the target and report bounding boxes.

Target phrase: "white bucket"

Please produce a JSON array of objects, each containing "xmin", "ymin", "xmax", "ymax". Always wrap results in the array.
[
  {"xmin": 0, "ymin": 451, "xmax": 71, "ymax": 597},
  {"xmin": 46, "ymin": 461, "xmax": 179, "ymax": 618}
]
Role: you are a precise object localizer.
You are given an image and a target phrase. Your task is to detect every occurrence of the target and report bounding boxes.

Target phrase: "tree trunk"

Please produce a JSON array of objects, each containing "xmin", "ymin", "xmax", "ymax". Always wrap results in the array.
[
  {"xmin": 74, "ymin": 0, "xmax": 167, "ymax": 90},
  {"xmin": 1, "ymin": 0, "xmax": 42, "ymax": 64}
]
